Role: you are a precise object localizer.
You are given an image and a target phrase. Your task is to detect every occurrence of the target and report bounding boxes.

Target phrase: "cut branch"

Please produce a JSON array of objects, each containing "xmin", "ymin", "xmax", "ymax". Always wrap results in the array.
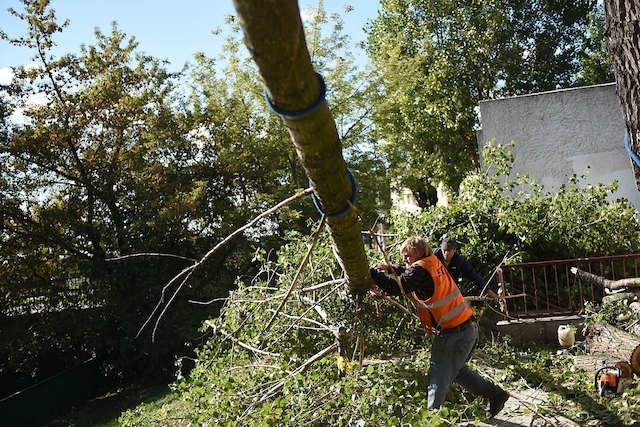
[
  {"xmin": 584, "ymin": 322, "xmax": 640, "ymax": 374},
  {"xmin": 571, "ymin": 267, "xmax": 640, "ymax": 290}
]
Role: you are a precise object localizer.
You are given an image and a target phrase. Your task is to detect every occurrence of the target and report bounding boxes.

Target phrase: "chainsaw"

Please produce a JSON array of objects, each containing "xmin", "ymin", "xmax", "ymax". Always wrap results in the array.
[{"xmin": 594, "ymin": 361, "xmax": 633, "ymax": 396}]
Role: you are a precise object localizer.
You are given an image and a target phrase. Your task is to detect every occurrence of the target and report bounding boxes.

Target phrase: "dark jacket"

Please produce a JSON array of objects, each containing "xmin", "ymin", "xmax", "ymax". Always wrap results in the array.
[
  {"xmin": 434, "ymin": 248, "xmax": 485, "ymax": 296},
  {"xmin": 370, "ymin": 264, "xmax": 434, "ymax": 300}
]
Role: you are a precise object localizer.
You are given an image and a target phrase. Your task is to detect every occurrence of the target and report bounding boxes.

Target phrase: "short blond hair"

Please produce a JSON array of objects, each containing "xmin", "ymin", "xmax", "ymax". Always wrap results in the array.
[{"xmin": 400, "ymin": 236, "xmax": 432, "ymax": 258}]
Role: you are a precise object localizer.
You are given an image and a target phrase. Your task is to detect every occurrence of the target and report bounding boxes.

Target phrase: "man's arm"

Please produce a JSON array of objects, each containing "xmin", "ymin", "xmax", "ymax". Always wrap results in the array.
[
  {"xmin": 370, "ymin": 265, "xmax": 434, "ymax": 300},
  {"xmin": 370, "ymin": 265, "xmax": 405, "ymax": 296},
  {"xmin": 455, "ymin": 254, "xmax": 485, "ymax": 295}
]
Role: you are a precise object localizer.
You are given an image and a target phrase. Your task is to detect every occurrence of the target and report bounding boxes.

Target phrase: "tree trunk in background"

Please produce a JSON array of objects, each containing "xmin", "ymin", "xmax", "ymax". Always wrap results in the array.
[
  {"xmin": 605, "ymin": 0, "xmax": 640, "ymax": 189},
  {"xmin": 232, "ymin": 0, "xmax": 371, "ymax": 294}
]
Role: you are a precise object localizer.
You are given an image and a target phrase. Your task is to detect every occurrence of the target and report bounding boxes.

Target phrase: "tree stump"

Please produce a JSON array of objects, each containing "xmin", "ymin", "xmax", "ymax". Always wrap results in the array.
[{"xmin": 584, "ymin": 322, "xmax": 640, "ymax": 373}]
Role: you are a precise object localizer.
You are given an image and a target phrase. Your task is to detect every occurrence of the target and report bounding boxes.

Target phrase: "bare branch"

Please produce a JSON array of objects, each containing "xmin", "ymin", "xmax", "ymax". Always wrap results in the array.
[
  {"xmin": 261, "ymin": 214, "xmax": 326, "ymax": 337},
  {"xmin": 106, "ymin": 253, "xmax": 197, "ymax": 262},
  {"xmin": 251, "ymin": 342, "xmax": 338, "ymax": 407},
  {"xmin": 205, "ymin": 322, "xmax": 280, "ymax": 358},
  {"xmin": 268, "ymin": 310, "xmax": 334, "ymax": 332},
  {"xmin": 137, "ymin": 188, "xmax": 313, "ymax": 340},
  {"xmin": 266, "ymin": 283, "xmax": 343, "ymax": 349},
  {"xmin": 347, "ymin": 200, "xmax": 413, "ymax": 308},
  {"xmin": 298, "ymin": 279, "xmax": 346, "ymax": 293}
]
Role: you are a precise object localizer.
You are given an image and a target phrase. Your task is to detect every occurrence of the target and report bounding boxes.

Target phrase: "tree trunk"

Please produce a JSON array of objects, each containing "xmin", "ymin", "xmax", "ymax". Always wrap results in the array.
[
  {"xmin": 584, "ymin": 322, "xmax": 640, "ymax": 374},
  {"xmin": 232, "ymin": 0, "xmax": 371, "ymax": 294},
  {"xmin": 605, "ymin": 0, "xmax": 640, "ymax": 189}
]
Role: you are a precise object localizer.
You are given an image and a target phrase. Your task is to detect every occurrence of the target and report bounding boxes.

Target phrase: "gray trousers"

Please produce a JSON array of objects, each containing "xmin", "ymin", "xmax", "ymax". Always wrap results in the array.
[{"xmin": 427, "ymin": 321, "xmax": 502, "ymax": 409}]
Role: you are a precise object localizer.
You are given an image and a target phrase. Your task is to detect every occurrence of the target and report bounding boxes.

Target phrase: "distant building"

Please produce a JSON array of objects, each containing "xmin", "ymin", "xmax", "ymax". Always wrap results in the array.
[
  {"xmin": 476, "ymin": 82, "xmax": 640, "ymax": 211},
  {"xmin": 390, "ymin": 187, "xmax": 421, "ymax": 214}
]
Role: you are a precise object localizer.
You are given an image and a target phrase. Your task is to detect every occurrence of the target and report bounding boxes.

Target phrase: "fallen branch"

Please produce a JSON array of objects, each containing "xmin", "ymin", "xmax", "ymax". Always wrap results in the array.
[
  {"xmin": 571, "ymin": 267, "xmax": 640, "ymax": 290},
  {"xmin": 507, "ymin": 392, "xmax": 561, "ymax": 427},
  {"xmin": 106, "ymin": 253, "xmax": 197, "ymax": 262},
  {"xmin": 254, "ymin": 342, "xmax": 338, "ymax": 406},
  {"xmin": 298, "ymin": 279, "xmax": 346, "ymax": 293},
  {"xmin": 237, "ymin": 342, "xmax": 339, "ymax": 423},
  {"xmin": 465, "ymin": 293, "xmax": 527, "ymax": 302},
  {"xmin": 137, "ymin": 187, "xmax": 314, "ymax": 341},
  {"xmin": 266, "ymin": 282, "xmax": 343, "ymax": 350},
  {"xmin": 261, "ymin": 214, "xmax": 326, "ymax": 337},
  {"xmin": 480, "ymin": 251, "xmax": 518, "ymax": 296},
  {"xmin": 188, "ymin": 279, "xmax": 346, "ymax": 305},
  {"xmin": 267, "ymin": 309, "xmax": 335, "ymax": 332},
  {"xmin": 205, "ymin": 322, "xmax": 280, "ymax": 358},
  {"xmin": 369, "ymin": 287, "xmax": 420, "ymax": 322}
]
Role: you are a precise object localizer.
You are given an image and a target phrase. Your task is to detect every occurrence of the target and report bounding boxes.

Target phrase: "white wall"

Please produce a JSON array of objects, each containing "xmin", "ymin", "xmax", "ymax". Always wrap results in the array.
[{"xmin": 477, "ymin": 83, "xmax": 640, "ymax": 211}]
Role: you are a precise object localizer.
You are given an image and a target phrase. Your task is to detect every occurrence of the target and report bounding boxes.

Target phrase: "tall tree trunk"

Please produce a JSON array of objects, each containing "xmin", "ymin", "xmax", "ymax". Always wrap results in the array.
[
  {"xmin": 232, "ymin": 0, "xmax": 371, "ymax": 294},
  {"xmin": 605, "ymin": 0, "xmax": 640, "ymax": 189}
]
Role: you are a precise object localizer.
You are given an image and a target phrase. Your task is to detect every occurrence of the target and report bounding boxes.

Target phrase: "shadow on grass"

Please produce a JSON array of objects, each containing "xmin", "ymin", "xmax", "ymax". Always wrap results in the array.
[{"xmin": 47, "ymin": 383, "xmax": 174, "ymax": 427}]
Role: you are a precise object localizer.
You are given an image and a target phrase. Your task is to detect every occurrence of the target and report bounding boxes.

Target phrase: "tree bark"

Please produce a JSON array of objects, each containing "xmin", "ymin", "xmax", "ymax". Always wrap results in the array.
[
  {"xmin": 571, "ymin": 267, "xmax": 640, "ymax": 290},
  {"xmin": 584, "ymin": 322, "xmax": 640, "ymax": 374},
  {"xmin": 232, "ymin": 0, "xmax": 371, "ymax": 293},
  {"xmin": 605, "ymin": 0, "xmax": 640, "ymax": 189}
]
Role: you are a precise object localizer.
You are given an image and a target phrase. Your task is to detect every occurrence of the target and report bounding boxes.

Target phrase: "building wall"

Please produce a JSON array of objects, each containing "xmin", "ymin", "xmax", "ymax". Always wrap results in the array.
[
  {"xmin": 390, "ymin": 187, "xmax": 421, "ymax": 214},
  {"xmin": 477, "ymin": 83, "xmax": 640, "ymax": 211}
]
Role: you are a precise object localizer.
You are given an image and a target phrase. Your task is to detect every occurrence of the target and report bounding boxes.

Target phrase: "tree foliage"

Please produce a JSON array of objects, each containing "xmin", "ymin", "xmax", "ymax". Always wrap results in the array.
[
  {"xmin": 0, "ymin": 0, "xmax": 229, "ymax": 383},
  {"xmin": 392, "ymin": 143, "xmax": 640, "ymax": 272},
  {"xmin": 120, "ymin": 144, "xmax": 640, "ymax": 425},
  {"xmin": 366, "ymin": 0, "xmax": 609, "ymax": 205},
  {"xmin": 0, "ymin": 0, "xmax": 387, "ymax": 387},
  {"xmin": 576, "ymin": 3, "xmax": 615, "ymax": 86}
]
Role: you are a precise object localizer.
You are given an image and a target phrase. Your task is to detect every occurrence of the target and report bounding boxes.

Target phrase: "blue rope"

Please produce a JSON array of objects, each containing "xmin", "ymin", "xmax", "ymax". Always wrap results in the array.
[
  {"xmin": 625, "ymin": 132, "xmax": 640, "ymax": 168},
  {"xmin": 310, "ymin": 169, "xmax": 358, "ymax": 219},
  {"xmin": 263, "ymin": 72, "xmax": 326, "ymax": 120}
]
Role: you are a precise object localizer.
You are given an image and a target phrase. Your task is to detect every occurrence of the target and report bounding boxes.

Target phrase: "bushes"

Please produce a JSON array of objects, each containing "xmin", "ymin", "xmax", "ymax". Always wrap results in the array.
[{"xmin": 391, "ymin": 143, "xmax": 640, "ymax": 273}]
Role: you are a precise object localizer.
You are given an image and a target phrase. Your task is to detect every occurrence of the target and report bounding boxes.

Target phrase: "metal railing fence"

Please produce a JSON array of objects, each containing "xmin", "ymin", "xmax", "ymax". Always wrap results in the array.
[{"xmin": 496, "ymin": 253, "xmax": 640, "ymax": 319}]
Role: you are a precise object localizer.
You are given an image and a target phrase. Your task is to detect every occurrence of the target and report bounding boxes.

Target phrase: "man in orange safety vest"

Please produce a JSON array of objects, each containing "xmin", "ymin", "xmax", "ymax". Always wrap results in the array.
[{"xmin": 370, "ymin": 236, "xmax": 509, "ymax": 417}]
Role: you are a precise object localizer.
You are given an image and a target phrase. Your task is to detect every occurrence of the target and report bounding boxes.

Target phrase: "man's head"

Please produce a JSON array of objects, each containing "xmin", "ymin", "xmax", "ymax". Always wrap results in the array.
[
  {"xmin": 440, "ymin": 236, "xmax": 458, "ymax": 264},
  {"xmin": 400, "ymin": 236, "xmax": 432, "ymax": 266}
]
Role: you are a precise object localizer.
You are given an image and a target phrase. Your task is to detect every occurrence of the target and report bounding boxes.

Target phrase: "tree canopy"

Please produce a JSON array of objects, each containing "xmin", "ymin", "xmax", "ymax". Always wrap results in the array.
[{"xmin": 366, "ymin": 0, "xmax": 611, "ymax": 206}]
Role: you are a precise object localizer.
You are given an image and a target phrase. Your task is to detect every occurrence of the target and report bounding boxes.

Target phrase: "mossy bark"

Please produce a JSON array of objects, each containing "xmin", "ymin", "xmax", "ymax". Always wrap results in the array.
[{"xmin": 232, "ymin": 0, "xmax": 370, "ymax": 294}]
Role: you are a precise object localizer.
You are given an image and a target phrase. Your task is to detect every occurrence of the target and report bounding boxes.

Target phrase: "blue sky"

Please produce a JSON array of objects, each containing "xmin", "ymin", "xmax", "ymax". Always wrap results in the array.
[{"xmin": 0, "ymin": 0, "xmax": 380, "ymax": 77}]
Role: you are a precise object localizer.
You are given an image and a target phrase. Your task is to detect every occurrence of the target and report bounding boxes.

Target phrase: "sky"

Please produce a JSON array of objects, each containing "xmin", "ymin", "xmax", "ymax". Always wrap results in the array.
[{"xmin": 0, "ymin": 0, "xmax": 380, "ymax": 82}]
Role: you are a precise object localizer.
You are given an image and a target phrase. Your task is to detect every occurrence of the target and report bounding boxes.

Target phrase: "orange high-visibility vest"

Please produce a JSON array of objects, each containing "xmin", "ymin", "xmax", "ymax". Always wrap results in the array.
[{"xmin": 411, "ymin": 255, "xmax": 473, "ymax": 331}]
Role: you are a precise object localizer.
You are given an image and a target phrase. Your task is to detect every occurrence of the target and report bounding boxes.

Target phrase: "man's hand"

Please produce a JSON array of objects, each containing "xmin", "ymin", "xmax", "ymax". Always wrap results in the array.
[
  {"xmin": 373, "ymin": 262, "xmax": 392, "ymax": 272},
  {"xmin": 368, "ymin": 287, "xmax": 385, "ymax": 300}
]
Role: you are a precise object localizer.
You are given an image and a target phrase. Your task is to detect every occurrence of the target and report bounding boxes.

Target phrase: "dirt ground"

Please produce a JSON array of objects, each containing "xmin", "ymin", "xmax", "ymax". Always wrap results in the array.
[
  {"xmin": 475, "ymin": 387, "xmax": 580, "ymax": 427},
  {"xmin": 469, "ymin": 387, "xmax": 640, "ymax": 427}
]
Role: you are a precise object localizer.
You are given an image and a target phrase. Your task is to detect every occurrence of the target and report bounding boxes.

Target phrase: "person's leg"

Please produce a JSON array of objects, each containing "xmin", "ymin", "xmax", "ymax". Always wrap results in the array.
[
  {"xmin": 452, "ymin": 322, "xmax": 509, "ymax": 417},
  {"xmin": 426, "ymin": 323, "xmax": 479, "ymax": 409},
  {"xmin": 427, "ymin": 335, "xmax": 454, "ymax": 409},
  {"xmin": 455, "ymin": 365, "xmax": 503, "ymax": 397}
]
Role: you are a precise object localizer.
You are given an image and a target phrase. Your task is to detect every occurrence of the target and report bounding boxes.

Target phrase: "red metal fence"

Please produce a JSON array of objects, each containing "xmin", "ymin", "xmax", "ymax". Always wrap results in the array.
[{"xmin": 496, "ymin": 253, "xmax": 640, "ymax": 319}]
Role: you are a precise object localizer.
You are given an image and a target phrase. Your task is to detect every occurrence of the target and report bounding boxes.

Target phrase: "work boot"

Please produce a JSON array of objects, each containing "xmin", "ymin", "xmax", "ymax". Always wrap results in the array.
[{"xmin": 488, "ymin": 389, "xmax": 509, "ymax": 418}]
